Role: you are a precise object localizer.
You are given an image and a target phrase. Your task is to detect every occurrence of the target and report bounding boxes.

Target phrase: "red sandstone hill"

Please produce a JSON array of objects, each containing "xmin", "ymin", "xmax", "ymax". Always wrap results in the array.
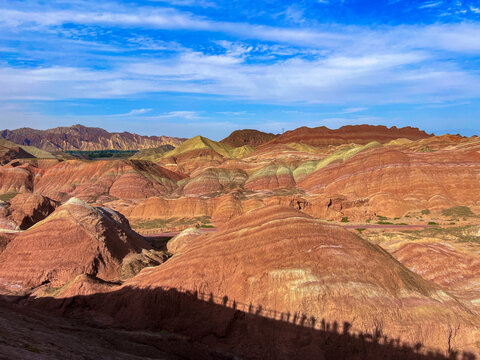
[
  {"xmin": 0, "ymin": 141, "xmax": 34, "ymax": 165},
  {"xmin": 298, "ymin": 144, "xmax": 480, "ymax": 218},
  {"xmin": 0, "ymin": 124, "xmax": 185, "ymax": 152},
  {"xmin": 263, "ymin": 125, "xmax": 430, "ymax": 147},
  {"xmin": 112, "ymin": 206, "xmax": 479, "ymax": 356},
  {"xmin": 220, "ymin": 129, "xmax": 278, "ymax": 147},
  {"xmin": 0, "ymin": 159, "xmax": 187, "ymax": 202},
  {"xmin": 3, "ymin": 193, "xmax": 58, "ymax": 230},
  {"xmin": 0, "ymin": 198, "xmax": 150, "ymax": 292}
]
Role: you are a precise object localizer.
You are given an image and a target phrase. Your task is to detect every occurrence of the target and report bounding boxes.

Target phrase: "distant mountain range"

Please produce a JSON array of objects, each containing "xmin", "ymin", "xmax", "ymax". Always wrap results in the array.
[{"xmin": 0, "ymin": 124, "xmax": 186, "ymax": 152}]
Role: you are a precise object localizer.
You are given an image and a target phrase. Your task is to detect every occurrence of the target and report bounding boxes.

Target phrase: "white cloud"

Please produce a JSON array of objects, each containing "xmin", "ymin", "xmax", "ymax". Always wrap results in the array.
[
  {"xmin": 342, "ymin": 107, "xmax": 367, "ymax": 114},
  {"xmin": 419, "ymin": 1, "xmax": 443, "ymax": 9},
  {"xmin": 154, "ymin": 111, "xmax": 203, "ymax": 120},
  {"xmin": 471, "ymin": 6, "xmax": 480, "ymax": 14},
  {"xmin": 1, "ymin": 3, "xmax": 480, "ymax": 106},
  {"xmin": 119, "ymin": 108, "xmax": 153, "ymax": 116}
]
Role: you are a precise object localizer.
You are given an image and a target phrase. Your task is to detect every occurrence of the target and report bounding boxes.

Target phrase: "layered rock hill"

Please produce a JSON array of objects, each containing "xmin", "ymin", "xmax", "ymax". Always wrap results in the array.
[
  {"xmin": 364, "ymin": 227, "xmax": 480, "ymax": 312},
  {"xmin": 0, "ymin": 141, "xmax": 34, "ymax": 165},
  {"xmin": 0, "ymin": 138, "xmax": 57, "ymax": 165},
  {"xmin": 0, "ymin": 198, "xmax": 150, "ymax": 291},
  {"xmin": 298, "ymin": 142, "xmax": 480, "ymax": 218},
  {"xmin": 263, "ymin": 125, "xmax": 430, "ymax": 147},
  {"xmin": 2, "ymin": 125, "xmax": 480, "ymax": 223},
  {"xmin": 220, "ymin": 129, "xmax": 278, "ymax": 147},
  {"xmin": 66, "ymin": 206, "xmax": 479, "ymax": 358},
  {"xmin": 0, "ymin": 159, "xmax": 186, "ymax": 202},
  {"xmin": 156, "ymin": 135, "xmax": 254, "ymax": 174},
  {"xmin": 0, "ymin": 124, "xmax": 185, "ymax": 152},
  {"xmin": 2, "ymin": 193, "xmax": 58, "ymax": 230}
]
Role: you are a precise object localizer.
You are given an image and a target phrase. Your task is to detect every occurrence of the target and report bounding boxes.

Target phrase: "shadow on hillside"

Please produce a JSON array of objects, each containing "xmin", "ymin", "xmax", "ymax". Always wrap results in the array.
[{"xmin": 26, "ymin": 286, "xmax": 477, "ymax": 360}]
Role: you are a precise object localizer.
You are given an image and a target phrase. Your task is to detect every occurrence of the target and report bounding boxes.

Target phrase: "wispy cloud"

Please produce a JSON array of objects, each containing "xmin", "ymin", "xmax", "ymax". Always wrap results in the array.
[
  {"xmin": 419, "ymin": 1, "xmax": 443, "ymax": 9},
  {"xmin": 154, "ymin": 111, "xmax": 203, "ymax": 120},
  {"xmin": 342, "ymin": 107, "xmax": 367, "ymax": 114},
  {"xmin": 116, "ymin": 108, "xmax": 152, "ymax": 116}
]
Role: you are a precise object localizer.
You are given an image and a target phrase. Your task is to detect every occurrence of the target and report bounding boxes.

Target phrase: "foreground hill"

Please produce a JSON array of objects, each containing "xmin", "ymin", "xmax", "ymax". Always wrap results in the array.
[
  {"xmin": 0, "ymin": 124, "xmax": 185, "ymax": 152},
  {"xmin": 0, "ymin": 198, "xmax": 150, "ymax": 292},
  {"xmin": 46, "ymin": 206, "xmax": 479, "ymax": 358}
]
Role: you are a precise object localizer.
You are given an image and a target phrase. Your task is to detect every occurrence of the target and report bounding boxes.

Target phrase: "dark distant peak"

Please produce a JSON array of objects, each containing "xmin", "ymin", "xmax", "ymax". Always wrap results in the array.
[
  {"xmin": 0, "ymin": 124, "xmax": 185, "ymax": 152},
  {"xmin": 221, "ymin": 129, "xmax": 278, "ymax": 147}
]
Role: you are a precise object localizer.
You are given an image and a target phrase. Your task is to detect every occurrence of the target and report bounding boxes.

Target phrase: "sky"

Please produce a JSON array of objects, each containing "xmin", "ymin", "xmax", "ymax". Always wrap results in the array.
[{"xmin": 1, "ymin": 0, "xmax": 480, "ymax": 139}]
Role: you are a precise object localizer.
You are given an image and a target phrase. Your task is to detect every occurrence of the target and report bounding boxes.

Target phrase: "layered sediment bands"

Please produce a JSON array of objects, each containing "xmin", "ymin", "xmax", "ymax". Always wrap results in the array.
[
  {"xmin": 183, "ymin": 168, "xmax": 248, "ymax": 196},
  {"xmin": 129, "ymin": 145, "xmax": 175, "ymax": 162},
  {"xmin": 127, "ymin": 194, "xmax": 267, "ymax": 226},
  {"xmin": 245, "ymin": 164, "xmax": 296, "ymax": 191},
  {"xmin": 298, "ymin": 147, "xmax": 480, "ymax": 216},
  {"xmin": 9, "ymin": 193, "xmax": 57, "ymax": 230},
  {"xmin": 264, "ymin": 125, "xmax": 430, "ymax": 147},
  {"xmin": 33, "ymin": 159, "xmax": 185, "ymax": 201},
  {"xmin": 392, "ymin": 242, "xmax": 480, "ymax": 292},
  {"xmin": 243, "ymin": 143, "xmax": 322, "ymax": 166},
  {"xmin": 0, "ymin": 144, "xmax": 34, "ymax": 165},
  {"xmin": 0, "ymin": 198, "xmax": 150, "ymax": 291},
  {"xmin": 167, "ymin": 228, "xmax": 203, "ymax": 254},
  {"xmin": 0, "ymin": 124, "xmax": 185, "ymax": 151},
  {"xmin": 112, "ymin": 206, "xmax": 479, "ymax": 355},
  {"xmin": 0, "ymin": 165, "xmax": 34, "ymax": 194},
  {"xmin": 128, "ymin": 197, "xmax": 214, "ymax": 220},
  {"xmin": 220, "ymin": 129, "xmax": 278, "ymax": 147},
  {"xmin": 364, "ymin": 228, "xmax": 480, "ymax": 309},
  {"xmin": 159, "ymin": 148, "xmax": 226, "ymax": 174}
]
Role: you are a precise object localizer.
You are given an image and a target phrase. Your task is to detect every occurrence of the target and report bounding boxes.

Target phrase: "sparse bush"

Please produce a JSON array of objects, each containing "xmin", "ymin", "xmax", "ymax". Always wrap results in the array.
[
  {"xmin": 0, "ymin": 193, "xmax": 17, "ymax": 202},
  {"xmin": 428, "ymin": 221, "xmax": 439, "ymax": 226},
  {"xmin": 419, "ymin": 146, "xmax": 434, "ymax": 152},
  {"xmin": 341, "ymin": 217, "xmax": 349, "ymax": 223},
  {"xmin": 441, "ymin": 206, "xmax": 475, "ymax": 218},
  {"xmin": 356, "ymin": 228, "xmax": 366, "ymax": 233},
  {"xmin": 421, "ymin": 209, "xmax": 431, "ymax": 215},
  {"xmin": 24, "ymin": 345, "xmax": 40, "ymax": 353},
  {"xmin": 377, "ymin": 221, "xmax": 394, "ymax": 225},
  {"xmin": 377, "ymin": 215, "xmax": 388, "ymax": 220}
]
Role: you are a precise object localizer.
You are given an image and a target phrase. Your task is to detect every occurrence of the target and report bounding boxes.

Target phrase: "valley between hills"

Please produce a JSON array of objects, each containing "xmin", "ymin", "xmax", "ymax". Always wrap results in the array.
[{"xmin": 1, "ymin": 124, "xmax": 480, "ymax": 359}]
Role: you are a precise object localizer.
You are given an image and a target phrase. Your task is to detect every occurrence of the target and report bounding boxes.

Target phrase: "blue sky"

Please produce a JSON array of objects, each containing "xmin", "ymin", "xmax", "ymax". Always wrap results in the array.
[{"xmin": 1, "ymin": 0, "xmax": 480, "ymax": 139}]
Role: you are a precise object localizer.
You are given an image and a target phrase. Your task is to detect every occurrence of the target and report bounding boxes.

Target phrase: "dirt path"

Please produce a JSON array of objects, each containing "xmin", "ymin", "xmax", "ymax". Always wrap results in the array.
[
  {"xmin": 343, "ymin": 224, "xmax": 427, "ymax": 230},
  {"xmin": 143, "ymin": 224, "xmax": 428, "ymax": 239},
  {"xmin": 143, "ymin": 228, "xmax": 217, "ymax": 238}
]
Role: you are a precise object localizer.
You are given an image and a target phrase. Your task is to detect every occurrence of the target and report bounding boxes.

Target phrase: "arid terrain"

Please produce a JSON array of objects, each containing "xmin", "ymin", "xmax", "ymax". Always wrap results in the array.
[{"xmin": 1, "ymin": 124, "xmax": 480, "ymax": 359}]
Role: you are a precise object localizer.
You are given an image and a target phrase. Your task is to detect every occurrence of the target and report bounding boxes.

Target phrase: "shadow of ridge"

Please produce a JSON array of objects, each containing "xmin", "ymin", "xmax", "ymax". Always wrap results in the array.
[{"xmin": 30, "ymin": 286, "xmax": 475, "ymax": 360}]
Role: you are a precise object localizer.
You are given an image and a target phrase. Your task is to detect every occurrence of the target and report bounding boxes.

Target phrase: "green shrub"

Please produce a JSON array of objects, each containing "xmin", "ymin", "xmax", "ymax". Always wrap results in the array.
[
  {"xmin": 428, "ymin": 221, "xmax": 439, "ymax": 226},
  {"xmin": 421, "ymin": 209, "xmax": 431, "ymax": 215},
  {"xmin": 24, "ymin": 345, "xmax": 40, "ymax": 353},
  {"xmin": 356, "ymin": 228, "xmax": 366, "ymax": 233},
  {"xmin": 377, "ymin": 221, "xmax": 394, "ymax": 225},
  {"xmin": 341, "ymin": 217, "xmax": 349, "ymax": 223},
  {"xmin": 377, "ymin": 215, "xmax": 388, "ymax": 220},
  {"xmin": 441, "ymin": 206, "xmax": 475, "ymax": 218},
  {"xmin": 0, "ymin": 193, "xmax": 18, "ymax": 202}
]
